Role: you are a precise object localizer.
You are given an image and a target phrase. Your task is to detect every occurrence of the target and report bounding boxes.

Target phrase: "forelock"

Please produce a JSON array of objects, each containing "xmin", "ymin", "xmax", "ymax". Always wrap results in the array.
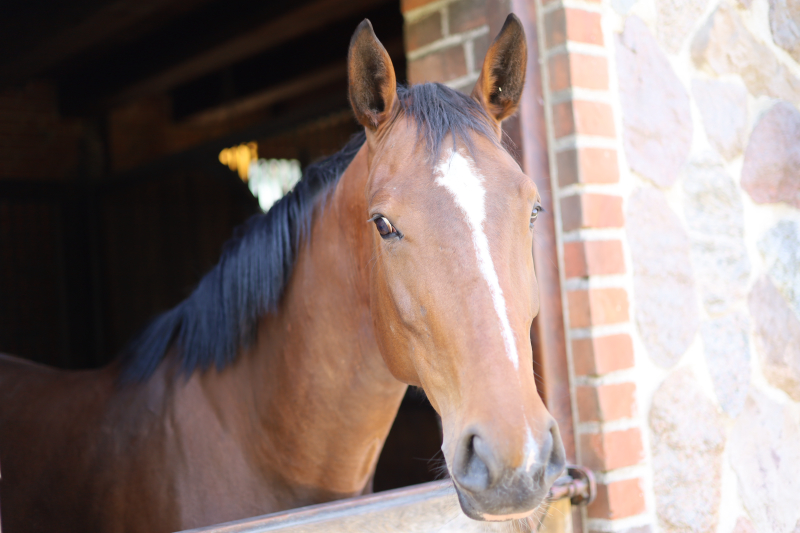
[{"xmin": 395, "ymin": 83, "xmax": 503, "ymax": 161}]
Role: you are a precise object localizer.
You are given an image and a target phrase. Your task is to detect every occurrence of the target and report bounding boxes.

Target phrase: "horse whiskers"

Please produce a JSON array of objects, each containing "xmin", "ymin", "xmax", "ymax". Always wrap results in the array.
[
  {"xmin": 504, "ymin": 500, "xmax": 549, "ymax": 533},
  {"xmin": 528, "ymin": 500, "xmax": 550, "ymax": 532},
  {"xmin": 427, "ymin": 449, "xmax": 450, "ymax": 480}
]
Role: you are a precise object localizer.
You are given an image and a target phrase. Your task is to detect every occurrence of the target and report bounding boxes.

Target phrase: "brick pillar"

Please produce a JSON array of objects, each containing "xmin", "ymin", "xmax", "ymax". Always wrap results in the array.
[
  {"xmin": 403, "ymin": 0, "xmax": 496, "ymax": 91},
  {"xmin": 534, "ymin": 1, "xmax": 652, "ymax": 532}
]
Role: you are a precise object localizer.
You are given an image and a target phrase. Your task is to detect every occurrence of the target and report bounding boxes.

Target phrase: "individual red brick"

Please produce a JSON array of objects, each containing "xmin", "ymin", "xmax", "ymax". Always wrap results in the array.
[
  {"xmin": 582, "ymin": 147, "xmax": 619, "ymax": 183},
  {"xmin": 569, "ymin": 54, "xmax": 609, "ymax": 89},
  {"xmin": 556, "ymin": 147, "xmax": 581, "ymax": 186},
  {"xmin": 577, "ymin": 383, "xmax": 637, "ymax": 422},
  {"xmin": 405, "ymin": 12, "xmax": 442, "ymax": 52},
  {"xmin": 567, "ymin": 288, "xmax": 629, "ymax": 328},
  {"xmin": 563, "ymin": 241, "xmax": 586, "ymax": 279},
  {"xmin": 563, "ymin": 240, "xmax": 625, "ymax": 278},
  {"xmin": 472, "ymin": 33, "xmax": 491, "ymax": 71},
  {"xmin": 564, "ymin": 9, "xmax": 604, "ymax": 45},
  {"xmin": 560, "ymin": 193, "xmax": 624, "ymax": 231},
  {"xmin": 552, "ymin": 101, "xmax": 576, "ymax": 138},
  {"xmin": 573, "ymin": 334, "xmax": 635, "ymax": 376},
  {"xmin": 552, "ymin": 100, "xmax": 615, "ymax": 138},
  {"xmin": 588, "ymin": 478, "xmax": 647, "ymax": 519},
  {"xmin": 580, "ymin": 428, "xmax": 644, "ymax": 471},
  {"xmin": 448, "ymin": 0, "xmax": 487, "ymax": 34},
  {"xmin": 557, "ymin": 147, "xmax": 619, "ymax": 186},
  {"xmin": 408, "ymin": 45, "xmax": 467, "ymax": 84},
  {"xmin": 584, "ymin": 239, "xmax": 625, "ymax": 275},
  {"xmin": 573, "ymin": 100, "xmax": 616, "ymax": 137},
  {"xmin": 544, "ymin": 8, "xmax": 567, "ymax": 49},
  {"xmin": 545, "ymin": 8, "xmax": 604, "ymax": 49},
  {"xmin": 548, "ymin": 53, "xmax": 609, "ymax": 92},
  {"xmin": 548, "ymin": 53, "xmax": 572, "ymax": 93}
]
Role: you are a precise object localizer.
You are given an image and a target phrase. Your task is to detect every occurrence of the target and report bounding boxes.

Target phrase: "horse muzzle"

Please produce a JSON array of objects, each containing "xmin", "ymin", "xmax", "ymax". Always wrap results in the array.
[{"xmin": 449, "ymin": 420, "xmax": 566, "ymax": 521}]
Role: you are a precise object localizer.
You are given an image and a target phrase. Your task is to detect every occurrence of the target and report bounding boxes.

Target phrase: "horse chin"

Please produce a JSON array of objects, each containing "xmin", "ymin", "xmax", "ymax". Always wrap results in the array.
[{"xmin": 453, "ymin": 484, "xmax": 540, "ymax": 523}]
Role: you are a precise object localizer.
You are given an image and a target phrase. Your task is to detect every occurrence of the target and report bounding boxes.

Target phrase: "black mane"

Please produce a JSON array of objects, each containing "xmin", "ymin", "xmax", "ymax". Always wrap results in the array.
[{"xmin": 120, "ymin": 83, "xmax": 498, "ymax": 382}]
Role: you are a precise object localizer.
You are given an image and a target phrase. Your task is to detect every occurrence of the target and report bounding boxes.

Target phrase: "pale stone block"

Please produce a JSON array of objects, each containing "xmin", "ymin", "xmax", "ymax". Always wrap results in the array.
[
  {"xmin": 656, "ymin": 0, "xmax": 709, "ymax": 53},
  {"xmin": 758, "ymin": 220, "xmax": 800, "ymax": 316},
  {"xmin": 748, "ymin": 276, "xmax": 800, "ymax": 402},
  {"xmin": 616, "ymin": 16, "xmax": 693, "ymax": 188},
  {"xmin": 700, "ymin": 312, "xmax": 751, "ymax": 417},
  {"xmin": 650, "ymin": 368, "xmax": 725, "ymax": 533},
  {"xmin": 691, "ymin": 79, "xmax": 748, "ymax": 161},
  {"xmin": 741, "ymin": 101, "xmax": 800, "ymax": 209},
  {"xmin": 682, "ymin": 153, "xmax": 751, "ymax": 314},
  {"xmin": 769, "ymin": 0, "xmax": 800, "ymax": 63},
  {"xmin": 692, "ymin": 3, "xmax": 800, "ymax": 103},
  {"xmin": 730, "ymin": 392, "xmax": 800, "ymax": 533},
  {"xmin": 627, "ymin": 188, "xmax": 699, "ymax": 368},
  {"xmin": 732, "ymin": 517, "xmax": 757, "ymax": 533}
]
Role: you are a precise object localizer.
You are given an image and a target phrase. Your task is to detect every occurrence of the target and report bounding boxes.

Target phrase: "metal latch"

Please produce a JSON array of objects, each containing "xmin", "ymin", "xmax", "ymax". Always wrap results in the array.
[{"xmin": 549, "ymin": 465, "xmax": 596, "ymax": 505}]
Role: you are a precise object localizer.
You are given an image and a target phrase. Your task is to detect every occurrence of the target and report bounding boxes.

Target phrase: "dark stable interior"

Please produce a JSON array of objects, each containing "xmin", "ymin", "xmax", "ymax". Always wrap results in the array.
[{"xmin": 0, "ymin": 0, "xmax": 442, "ymax": 493}]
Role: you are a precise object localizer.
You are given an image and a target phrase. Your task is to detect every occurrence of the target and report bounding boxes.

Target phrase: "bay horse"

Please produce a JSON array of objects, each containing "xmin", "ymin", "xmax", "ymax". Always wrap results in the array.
[{"xmin": 0, "ymin": 15, "xmax": 565, "ymax": 532}]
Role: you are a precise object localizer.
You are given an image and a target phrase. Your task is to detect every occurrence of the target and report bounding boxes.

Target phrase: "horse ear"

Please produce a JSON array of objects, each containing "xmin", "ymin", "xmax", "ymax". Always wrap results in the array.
[
  {"xmin": 348, "ymin": 19, "xmax": 397, "ymax": 130},
  {"xmin": 471, "ymin": 14, "xmax": 527, "ymax": 123}
]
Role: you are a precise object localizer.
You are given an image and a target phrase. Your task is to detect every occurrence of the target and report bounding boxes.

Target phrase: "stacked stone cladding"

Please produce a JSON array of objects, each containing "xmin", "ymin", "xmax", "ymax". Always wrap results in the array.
[
  {"xmin": 605, "ymin": 0, "xmax": 800, "ymax": 533},
  {"xmin": 538, "ymin": 0, "xmax": 800, "ymax": 530}
]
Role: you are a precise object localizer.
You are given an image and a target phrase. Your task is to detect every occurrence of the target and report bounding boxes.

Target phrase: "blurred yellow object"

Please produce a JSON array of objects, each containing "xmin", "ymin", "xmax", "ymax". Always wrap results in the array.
[{"xmin": 219, "ymin": 142, "xmax": 258, "ymax": 180}]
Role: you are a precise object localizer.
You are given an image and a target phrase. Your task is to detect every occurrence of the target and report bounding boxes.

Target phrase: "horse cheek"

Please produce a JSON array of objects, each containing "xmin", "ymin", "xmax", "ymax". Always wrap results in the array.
[{"xmin": 370, "ymin": 275, "xmax": 420, "ymax": 386}]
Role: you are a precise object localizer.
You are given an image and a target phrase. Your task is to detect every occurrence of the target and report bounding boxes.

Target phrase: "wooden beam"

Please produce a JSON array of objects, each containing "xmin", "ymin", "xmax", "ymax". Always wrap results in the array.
[
  {"xmin": 181, "ymin": 61, "xmax": 347, "ymax": 126},
  {"xmin": 107, "ymin": 0, "xmax": 391, "ymax": 106},
  {"xmin": 0, "ymin": 0, "xmax": 213, "ymax": 87},
  {"xmin": 176, "ymin": 35, "xmax": 402, "ymax": 126}
]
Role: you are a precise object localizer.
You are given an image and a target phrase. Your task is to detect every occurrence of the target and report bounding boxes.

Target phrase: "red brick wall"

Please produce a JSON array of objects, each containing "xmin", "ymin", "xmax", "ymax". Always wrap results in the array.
[
  {"xmin": 403, "ymin": 0, "xmax": 500, "ymax": 91},
  {"xmin": 536, "ymin": 1, "xmax": 650, "ymax": 532}
]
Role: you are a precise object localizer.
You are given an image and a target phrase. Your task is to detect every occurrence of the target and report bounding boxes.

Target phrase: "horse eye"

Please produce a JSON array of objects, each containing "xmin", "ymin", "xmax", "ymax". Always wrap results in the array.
[
  {"xmin": 374, "ymin": 216, "xmax": 398, "ymax": 238},
  {"xmin": 530, "ymin": 203, "xmax": 544, "ymax": 227}
]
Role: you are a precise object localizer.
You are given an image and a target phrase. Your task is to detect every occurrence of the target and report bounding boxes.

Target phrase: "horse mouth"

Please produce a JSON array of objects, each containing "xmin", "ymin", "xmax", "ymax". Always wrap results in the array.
[
  {"xmin": 480, "ymin": 509, "xmax": 538, "ymax": 521},
  {"xmin": 452, "ymin": 479, "xmax": 549, "ymax": 523}
]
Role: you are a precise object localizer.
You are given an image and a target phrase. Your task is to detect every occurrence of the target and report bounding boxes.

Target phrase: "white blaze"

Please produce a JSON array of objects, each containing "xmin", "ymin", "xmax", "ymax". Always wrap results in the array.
[
  {"xmin": 524, "ymin": 424, "xmax": 539, "ymax": 471},
  {"xmin": 435, "ymin": 150, "xmax": 519, "ymax": 369}
]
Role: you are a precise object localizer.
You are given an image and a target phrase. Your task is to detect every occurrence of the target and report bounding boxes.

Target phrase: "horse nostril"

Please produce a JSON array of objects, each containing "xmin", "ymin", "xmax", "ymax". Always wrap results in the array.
[{"xmin": 454, "ymin": 432, "xmax": 495, "ymax": 493}]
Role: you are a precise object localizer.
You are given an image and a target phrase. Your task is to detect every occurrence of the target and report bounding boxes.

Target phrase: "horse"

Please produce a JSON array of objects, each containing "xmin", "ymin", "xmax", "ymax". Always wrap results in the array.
[{"xmin": 0, "ymin": 15, "xmax": 565, "ymax": 532}]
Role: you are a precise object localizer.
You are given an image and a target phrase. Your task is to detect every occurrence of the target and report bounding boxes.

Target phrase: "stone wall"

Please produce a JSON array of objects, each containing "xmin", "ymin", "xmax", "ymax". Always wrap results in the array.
[{"xmin": 601, "ymin": 0, "xmax": 800, "ymax": 532}]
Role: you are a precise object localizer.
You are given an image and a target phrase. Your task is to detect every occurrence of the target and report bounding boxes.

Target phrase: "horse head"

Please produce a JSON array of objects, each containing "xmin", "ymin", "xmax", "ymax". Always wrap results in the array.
[{"xmin": 347, "ymin": 15, "xmax": 566, "ymax": 522}]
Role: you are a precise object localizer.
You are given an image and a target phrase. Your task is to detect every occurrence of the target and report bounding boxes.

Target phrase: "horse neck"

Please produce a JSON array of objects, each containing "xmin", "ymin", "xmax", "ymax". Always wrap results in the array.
[{"xmin": 193, "ymin": 143, "xmax": 407, "ymax": 503}]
